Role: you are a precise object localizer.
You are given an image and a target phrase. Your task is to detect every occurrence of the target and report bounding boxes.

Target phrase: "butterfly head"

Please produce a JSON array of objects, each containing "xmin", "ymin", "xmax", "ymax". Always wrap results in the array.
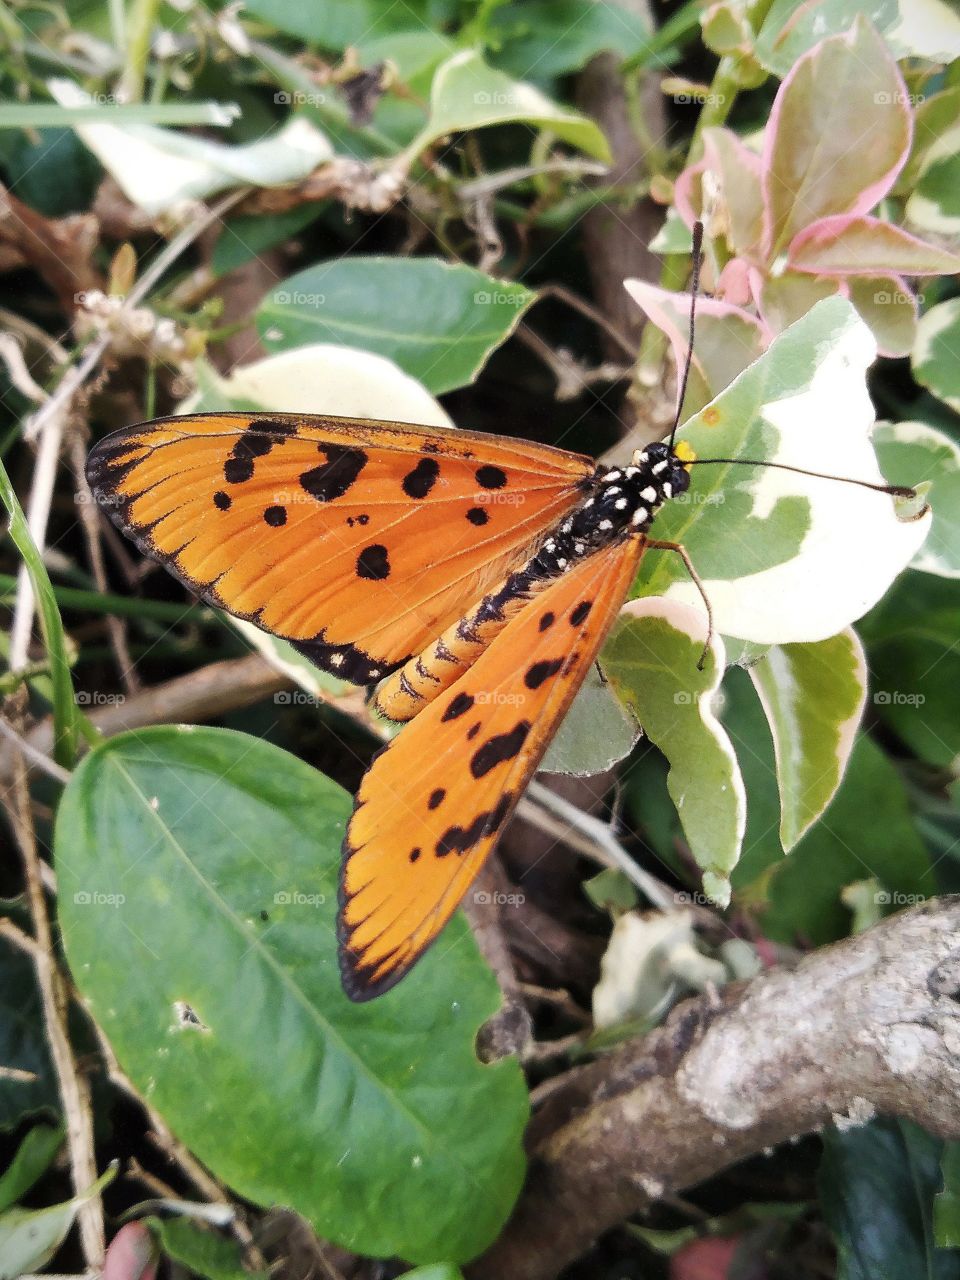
[{"xmin": 621, "ymin": 441, "xmax": 692, "ymax": 521}]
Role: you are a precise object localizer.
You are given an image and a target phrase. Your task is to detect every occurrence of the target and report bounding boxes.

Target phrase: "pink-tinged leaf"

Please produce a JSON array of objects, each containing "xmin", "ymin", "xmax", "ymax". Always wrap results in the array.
[
  {"xmin": 670, "ymin": 1235, "xmax": 739, "ymax": 1280},
  {"xmin": 758, "ymin": 272, "xmax": 839, "ymax": 338},
  {"xmin": 761, "ymin": 16, "xmax": 912, "ymax": 260},
  {"xmin": 623, "ymin": 281, "xmax": 768, "ymax": 415},
  {"xmin": 896, "ymin": 86, "xmax": 960, "ymax": 194},
  {"xmin": 717, "ymin": 257, "xmax": 753, "ymax": 306},
  {"xmin": 104, "ymin": 1223, "xmax": 158, "ymax": 1280},
  {"xmin": 847, "ymin": 274, "xmax": 918, "ymax": 358},
  {"xmin": 676, "ymin": 128, "xmax": 765, "ymax": 260},
  {"xmin": 788, "ymin": 214, "xmax": 960, "ymax": 276}
]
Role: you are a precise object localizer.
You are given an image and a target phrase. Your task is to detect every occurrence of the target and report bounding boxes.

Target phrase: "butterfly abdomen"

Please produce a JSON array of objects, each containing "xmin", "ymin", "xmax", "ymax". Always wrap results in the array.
[{"xmin": 373, "ymin": 444, "xmax": 691, "ymax": 722}]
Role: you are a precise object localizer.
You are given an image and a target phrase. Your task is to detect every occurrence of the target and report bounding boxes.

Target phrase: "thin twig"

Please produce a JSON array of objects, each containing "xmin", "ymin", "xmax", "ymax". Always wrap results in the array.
[
  {"xmin": 0, "ymin": 715, "xmax": 72, "ymax": 784},
  {"xmin": 9, "ymin": 188, "xmax": 249, "ymax": 671},
  {"xmin": 522, "ymin": 781, "xmax": 677, "ymax": 910},
  {"xmin": 2, "ymin": 698, "xmax": 103, "ymax": 1266}
]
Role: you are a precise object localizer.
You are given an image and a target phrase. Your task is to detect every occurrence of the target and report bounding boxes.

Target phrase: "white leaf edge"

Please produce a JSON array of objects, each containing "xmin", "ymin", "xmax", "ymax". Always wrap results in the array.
[
  {"xmin": 619, "ymin": 595, "xmax": 745, "ymax": 906},
  {"xmin": 662, "ymin": 308, "xmax": 931, "ymax": 642},
  {"xmin": 748, "ymin": 628, "xmax": 867, "ymax": 852},
  {"xmin": 48, "ymin": 78, "xmax": 332, "ymax": 216}
]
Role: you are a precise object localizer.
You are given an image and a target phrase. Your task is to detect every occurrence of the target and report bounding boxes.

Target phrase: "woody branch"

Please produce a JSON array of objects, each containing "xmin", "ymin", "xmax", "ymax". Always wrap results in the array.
[{"xmin": 474, "ymin": 897, "xmax": 960, "ymax": 1280}]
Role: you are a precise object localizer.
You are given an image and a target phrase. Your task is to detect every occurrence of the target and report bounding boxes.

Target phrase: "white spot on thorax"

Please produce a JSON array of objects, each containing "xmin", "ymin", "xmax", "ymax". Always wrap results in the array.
[{"xmin": 641, "ymin": 486, "xmax": 657, "ymax": 502}]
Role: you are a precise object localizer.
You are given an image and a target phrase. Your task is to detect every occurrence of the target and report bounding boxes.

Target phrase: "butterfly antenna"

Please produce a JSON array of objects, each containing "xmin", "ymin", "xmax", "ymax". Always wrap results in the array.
[
  {"xmin": 687, "ymin": 456, "xmax": 919, "ymax": 501},
  {"xmin": 668, "ymin": 220, "xmax": 704, "ymax": 452}
]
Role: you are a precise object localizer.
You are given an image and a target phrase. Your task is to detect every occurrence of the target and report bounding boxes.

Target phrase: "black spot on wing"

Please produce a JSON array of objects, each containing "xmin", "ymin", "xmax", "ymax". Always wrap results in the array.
[
  {"xmin": 475, "ymin": 464, "xmax": 507, "ymax": 490},
  {"xmin": 435, "ymin": 790, "xmax": 514, "ymax": 858},
  {"xmin": 289, "ymin": 636, "xmax": 405, "ymax": 686},
  {"xmin": 409, "ymin": 847, "xmax": 421, "ymax": 863},
  {"xmin": 466, "ymin": 721, "xmax": 481, "ymax": 740},
  {"xmin": 525, "ymin": 657, "xmax": 564, "ymax": 689},
  {"xmin": 263, "ymin": 504, "xmax": 287, "ymax": 527},
  {"xmin": 402, "ymin": 457, "xmax": 440, "ymax": 499},
  {"xmin": 223, "ymin": 425, "xmax": 289, "ymax": 486},
  {"xmin": 356, "ymin": 544, "xmax": 391, "ymax": 580},
  {"xmin": 466, "ymin": 506, "xmax": 489, "ymax": 526},
  {"xmin": 442, "ymin": 691, "xmax": 475, "ymax": 721},
  {"xmin": 213, "ymin": 490, "xmax": 231, "ymax": 511},
  {"xmin": 570, "ymin": 600, "xmax": 593, "ymax": 627},
  {"xmin": 470, "ymin": 721, "xmax": 531, "ymax": 779},
  {"xmin": 427, "ymin": 788, "xmax": 446, "ymax": 810},
  {"xmin": 538, "ymin": 611, "xmax": 555, "ymax": 632},
  {"xmin": 301, "ymin": 444, "xmax": 368, "ymax": 502}
]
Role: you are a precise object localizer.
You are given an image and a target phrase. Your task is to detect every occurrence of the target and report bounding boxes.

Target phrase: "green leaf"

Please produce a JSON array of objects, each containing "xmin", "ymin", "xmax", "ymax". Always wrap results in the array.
[
  {"xmin": 861, "ymin": 571, "xmax": 960, "ymax": 768},
  {"xmin": 257, "ymin": 257, "xmax": 536, "ymax": 395},
  {"xmin": 540, "ymin": 665, "xmax": 640, "ymax": 776},
  {"xmin": 874, "ymin": 420, "xmax": 960, "ymax": 578},
  {"xmin": 0, "ymin": 1124, "xmax": 63, "ymax": 1212},
  {"xmin": 603, "ymin": 599, "xmax": 745, "ymax": 904},
  {"xmin": 56, "ymin": 728, "xmax": 527, "ymax": 1264},
  {"xmin": 762, "ymin": 18, "xmax": 911, "ymax": 260},
  {"xmin": 755, "ymin": 0, "xmax": 960, "ymax": 75},
  {"xmin": 0, "ymin": 930, "xmax": 59, "ymax": 1130},
  {"xmin": 722, "ymin": 668, "xmax": 934, "ymax": 941},
  {"xmin": 908, "ymin": 148, "xmax": 960, "ymax": 235},
  {"xmin": 914, "ymin": 299, "xmax": 960, "ymax": 414},
  {"xmin": 147, "ymin": 1217, "xmax": 266, "ymax": 1280},
  {"xmin": 935, "ymin": 1143, "xmax": 960, "ymax": 1249},
  {"xmin": 0, "ymin": 458, "xmax": 79, "ymax": 766},
  {"xmin": 398, "ymin": 1267, "xmax": 464, "ymax": 1280},
  {"xmin": 0, "ymin": 1164, "xmax": 115, "ymax": 1280},
  {"xmin": 403, "ymin": 50, "xmax": 611, "ymax": 164},
  {"xmin": 748, "ymin": 630, "xmax": 866, "ymax": 851},
  {"xmin": 632, "ymin": 298, "xmax": 929, "ymax": 645},
  {"xmin": 211, "ymin": 207, "xmax": 324, "ymax": 278},
  {"xmin": 241, "ymin": 0, "xmax": 443, "ymax": 48},
  {"xmin": 820, "ymin": 1118, "xmax": 960, "ymax": 1280},
  {"xmin": 488, "ymin": 1, "xmax": 654, "ymax": 78}
]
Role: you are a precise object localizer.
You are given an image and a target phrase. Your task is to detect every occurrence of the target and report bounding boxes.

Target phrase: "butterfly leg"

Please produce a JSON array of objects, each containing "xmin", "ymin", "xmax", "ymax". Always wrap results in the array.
[{"xmin": 644, "ymin": 538, "xmax": 714, "ymax": 670}]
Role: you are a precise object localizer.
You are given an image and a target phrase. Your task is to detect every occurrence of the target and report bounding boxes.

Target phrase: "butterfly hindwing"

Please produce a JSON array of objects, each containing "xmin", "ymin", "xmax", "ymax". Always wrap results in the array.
[
  {"xmin": 87, "ymin": 412, "xmax": 595, "ymax": 683},
  {"xmin": 339, "ymin": 535, "xmax": 645, "ymax": 999}
]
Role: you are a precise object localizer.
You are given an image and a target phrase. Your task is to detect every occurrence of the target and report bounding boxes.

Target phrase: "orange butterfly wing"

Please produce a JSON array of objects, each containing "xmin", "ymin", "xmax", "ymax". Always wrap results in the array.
[
  {"xmin": 339, "ymin": 535, "xmax": 645, "ymax": 1000},
  {"xmin": 87, "ymin": 412, "xmax": 594, "ymax": 682}
]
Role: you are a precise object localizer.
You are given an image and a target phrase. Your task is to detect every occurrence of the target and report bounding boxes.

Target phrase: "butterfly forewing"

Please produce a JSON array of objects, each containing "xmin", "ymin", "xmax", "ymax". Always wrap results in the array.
[
  {"xmin": 339, "ymin": 535, "xmax": 645, "ymax": 1000},
  {"xmin": 87, "ymin": 412, "xmax": 595, "ymax": 683}
]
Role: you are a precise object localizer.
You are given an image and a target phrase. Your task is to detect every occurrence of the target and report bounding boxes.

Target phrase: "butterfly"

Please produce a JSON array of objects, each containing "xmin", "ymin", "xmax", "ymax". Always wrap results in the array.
[{"xmin": 86, "ymin": 410, "xmax": 700, "ymax": 999}]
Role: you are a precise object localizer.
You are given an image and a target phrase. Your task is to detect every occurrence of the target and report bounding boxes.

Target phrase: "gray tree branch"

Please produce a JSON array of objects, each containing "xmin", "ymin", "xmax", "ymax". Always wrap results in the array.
[{"xmin": 474, "ymin": 897, "xmax": 960, "ymax": 1280}]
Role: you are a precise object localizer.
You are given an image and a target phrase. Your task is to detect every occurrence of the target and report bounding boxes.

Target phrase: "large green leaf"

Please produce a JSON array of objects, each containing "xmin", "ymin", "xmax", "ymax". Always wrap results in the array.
[
  {"xmin": 603, "ymin": 598, "xmax": 745, "ymax": 904},
  {"xmin": 748, "ymin": 630, "xmax": 866, "ymax": 851},
  {"xmin": 402, "ymin": 50, "xmax": 611, "ymax": 163},
  {"xmin": 241, "ymin": 0, "xmax": 444, "ymax": 48},
  {"xmin": 820, "ymin": 1119, "xmax": 960, "ymax": 1280},
  {"xmin": 722, "ymin": 668, "xmax": 934, "ymax": 941},
  {"xmin": 257, "ymin": 257, "xmax": 536, "ymax": 396},
  {"xmin": 631, "ymin": 299, "xmax": 929, "ymax": 645},
  {"xmin": 56, "ymin": 728, "xmax": 527, "ymax": 1264}
]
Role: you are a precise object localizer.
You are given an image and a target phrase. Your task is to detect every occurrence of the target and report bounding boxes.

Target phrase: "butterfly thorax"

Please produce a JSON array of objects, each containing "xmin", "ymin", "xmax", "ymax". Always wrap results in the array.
[{"xmin": 530, "ymin": 442, "xmax": 692, "ymax": 576}]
